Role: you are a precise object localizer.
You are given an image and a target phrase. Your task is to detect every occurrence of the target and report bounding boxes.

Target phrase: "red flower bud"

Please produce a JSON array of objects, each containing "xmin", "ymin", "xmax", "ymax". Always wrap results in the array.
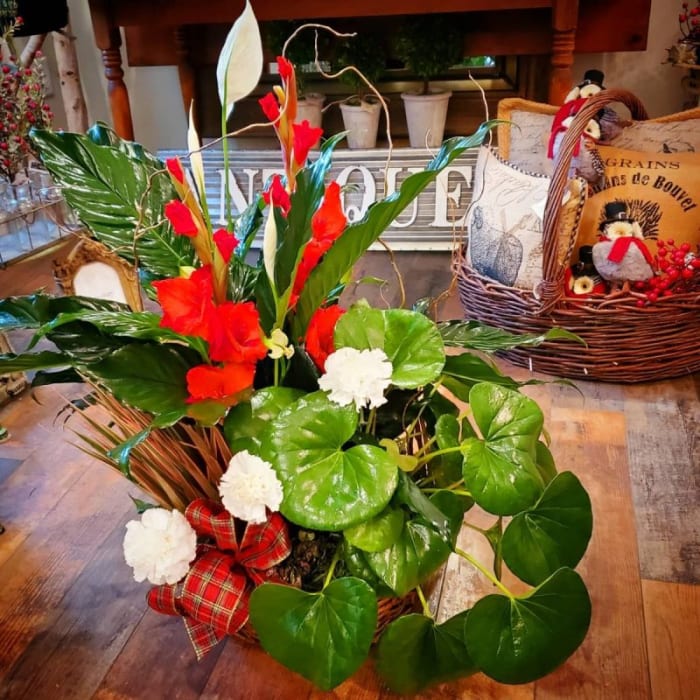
[
  {"xmin": 259, "ymin": 92, "xmax": 280, "ymax": 122},
  {"xmin": 277, "ymin": 56, "xmax": 294, "ymax": 81},
  {"xmin": 292, "ymin": 120, "xmax": 323, "ymax": 166},
  {"xmin": 164, "ymin": 199, "xmax": 198, "ymax": 237},
  {"xmin": 165, "ymin": 157, "xmax": 185, "ymax": 184},
  {"xmin": 212, "ymin": 228, "xmax": 238, "ymax": 263},
  {"xmin": 262, "ymin": 174, "xmax": 291, "ymax": 216}
]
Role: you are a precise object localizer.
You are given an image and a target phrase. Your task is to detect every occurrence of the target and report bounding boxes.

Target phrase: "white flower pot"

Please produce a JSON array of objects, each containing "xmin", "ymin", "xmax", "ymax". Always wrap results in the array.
[
  {"xmin": 401, "ymin": 90, "xmax": 452, "ymax": 149},
  {"xmin": 339, "ymin": 99, "xmax": 382, "ymax": 150},
  {"xmin": 295, "ymin": 93, "xmax": 325, "ymax": 130}
]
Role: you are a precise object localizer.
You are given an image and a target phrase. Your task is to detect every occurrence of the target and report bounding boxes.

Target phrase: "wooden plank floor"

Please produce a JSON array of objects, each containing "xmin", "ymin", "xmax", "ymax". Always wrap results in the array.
[{"xmin": 1, "ymin": 246, "xmax": 699, "ymax": 699}]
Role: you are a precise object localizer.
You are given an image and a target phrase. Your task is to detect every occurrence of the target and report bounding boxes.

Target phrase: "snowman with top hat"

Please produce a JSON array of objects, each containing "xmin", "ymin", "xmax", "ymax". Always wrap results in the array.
[{"xmin": 592, "ymin": 201, "xmax": 655, "ymax": 292}]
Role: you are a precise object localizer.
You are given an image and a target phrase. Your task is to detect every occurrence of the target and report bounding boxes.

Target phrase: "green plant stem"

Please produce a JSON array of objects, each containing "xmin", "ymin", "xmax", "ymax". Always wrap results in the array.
[
  {"xmin": 274, "ymin": 357, "xmax": 280, "ymax": 387},
  {"xmin": 416, "ymin": 585, "xmax": 433, "ymax": 620},
  {"xmin": 455, "ymin": 547, "xmax": 513, "ymax": 599},
  {"xmin": 413, "ymin": 436, "xmax": 437, "ymax": 458},
  {"xmin": 463, "ymin": 521, "xmax": 487, "ymax": 536},
  {"xmin": 416, "ymin": 445, "xmax": 462, "ymax": 467},
  {"xmin": 365, "ymin": 407, "xmax": 377, "ymax": 435},
  {"xmin": 221, "ymin": 87, "xmax": 233, "ymax": 230},
  {"xmin": 323, "ymin": 549, "xmax": 341, "ymax": 590}
]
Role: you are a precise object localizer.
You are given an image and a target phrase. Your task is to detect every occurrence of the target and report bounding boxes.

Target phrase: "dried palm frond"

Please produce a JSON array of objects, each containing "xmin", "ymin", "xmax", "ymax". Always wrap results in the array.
[{"xmin": 72, "ymin": 387, "xmax": 231, "ymax": 510}]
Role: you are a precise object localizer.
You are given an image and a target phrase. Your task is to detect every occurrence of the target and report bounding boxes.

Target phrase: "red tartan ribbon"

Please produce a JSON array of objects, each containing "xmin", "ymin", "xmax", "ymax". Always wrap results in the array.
[
  {"xmin": 606, "ymin": 236, "xmax": 654, "ymax": 266},
  {"xmin": 147, "ymin": 498, "xmax": 291, "ymax": 659}
]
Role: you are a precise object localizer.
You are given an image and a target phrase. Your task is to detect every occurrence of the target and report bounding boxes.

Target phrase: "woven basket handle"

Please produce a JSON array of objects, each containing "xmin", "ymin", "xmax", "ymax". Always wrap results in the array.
[{"xmin": 539, "ymin": 89, "xmax": 649, "ymax": 307}]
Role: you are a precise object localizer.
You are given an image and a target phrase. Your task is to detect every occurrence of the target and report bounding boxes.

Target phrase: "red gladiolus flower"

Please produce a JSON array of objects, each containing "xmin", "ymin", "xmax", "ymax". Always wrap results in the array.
[
  {"xmin": 186, "ymin": 362, "xmax": 256, "ymax": 403},
  {"xmin": 165, "ymin": 200, "xmax": 198, "ymax": 237},
  {"xmin": 213, "ymin": 228, "xmax": 238, "ymax": 263},
  {"xmin": 306, "ymin": 305, "xmax": 346, "ymax": 371},
  {"xmin": 153, "ymin": 266, "xmax": 214, "ymax": 337},
  {"xmin": 290, "ymin": 238, "xmax": 329, "ymax": 306},
  {"xmin": 166, "ymin": 157, "xmax": 185, "ymax": 184},
  {"xmin": 259, "ymin": 92, "xmax": 280, "ymax": 122},
  {"xmin": 292, "ymin": 120, "xmax": 323, "ymax": 166},
  {"xmin": 311, "ymin": 181, "xmax": 346, "ymax": 243},
  {"xmin": 277, "ymin": 56, "xmax": 294, "ymax": 81},
  {"xmin": 263, "ymin": 174, "xmax": 291, "ymax": 216},
  {"xmin": 207, "ymin": 301, "xmax": 268, "ymax": 364}
]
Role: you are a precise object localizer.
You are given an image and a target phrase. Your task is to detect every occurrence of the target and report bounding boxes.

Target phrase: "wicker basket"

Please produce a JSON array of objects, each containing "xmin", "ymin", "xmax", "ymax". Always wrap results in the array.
[{"xmin": 457, "ymin": 89, "xmax": 700, "ymax": 383}]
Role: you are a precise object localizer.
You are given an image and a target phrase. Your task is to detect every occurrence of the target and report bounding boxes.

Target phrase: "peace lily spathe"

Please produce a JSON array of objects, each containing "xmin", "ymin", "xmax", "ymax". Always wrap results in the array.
[
  {"xmin": 216, "ymin": 0, "xmax": 263, "ymax": 119},
  {"xmin": 318, "ymin": 347, "xmax": 393, "ymax": 410},
  {"xmin": 123, "ymin": 508, "xmax": 197, "ymax": 585},
  {"xmin": 218, "ymin": 450, "xmax": 284, "ymax": 523}
]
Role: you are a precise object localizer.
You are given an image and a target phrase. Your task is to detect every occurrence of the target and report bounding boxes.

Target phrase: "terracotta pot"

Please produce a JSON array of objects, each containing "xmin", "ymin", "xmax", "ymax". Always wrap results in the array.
[{"xmin": 401, "ymin": 91, "xmax": 452, "ymax": 149}]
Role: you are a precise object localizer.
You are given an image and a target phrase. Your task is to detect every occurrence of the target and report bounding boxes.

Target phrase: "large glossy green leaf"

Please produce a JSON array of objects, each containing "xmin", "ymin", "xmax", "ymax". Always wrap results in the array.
[
  {"xmin": 0, "ymin": 294, "xmax": 125, "ymax": 331},
  {"xmin": 461, "ymin": 383, "xmax": 545, "ymax": 515},
  {"xmin": 223, "ymin": 386, "xmax": 303, "ymax": 453},
  {"xmin": 292, "ymin": 127, "xmax": 494, "ymax": 336},
  {"xmin": 334, "ymin": 307, "xmax": 445, "ymax": 388},
  {"xmin": 438, "ymin": 321, "xmax": 584, "ymax": 352},
  {"xmin": 344, "ymin": 505, "xmax": 404, "ymax": 552},
  {"xmin": 376, "ymin": 612, "xmax": 476, "ymax": 693},
  {"xmin": 343, "ymin": 543, "xmax": 395, "ymax": 597},
  {"xmin": 442, "ymin": 353, "xmax": 519, "ymax": 393},
  {"xmin": 87, "ymin": 344, "xmax": 190, "ymax": 419},
  {"xmin": 501, "ymin": 472, "xmax": 592, "ymax": 586},
  {"xmin": 262, "ymin": 391, "xmax": 398, "ymax": 530},
  {"xmin": 249, "ymin": 578, "xmax": 377, "ymax": 690},
  {"xmin": 429, "ymin": 414, "xmax": 464, "ymax": 487},
  {"xmin": 31, "ymin": 126, "xmax": 195, "ymax": 278},
  {"xmin": 45, "ymin": 320, "xmax": 134, "ymax": 363},
  {"xmin": 363, "ymin": 514, "xmax": 452, "ymax": 596},
  {"xmin": 464, "ymin": 568, "xmax": 591, "ymax": 684},
  {"xmin": 0, "ymin": 350, "xmax": 72, "ymax": 373}
]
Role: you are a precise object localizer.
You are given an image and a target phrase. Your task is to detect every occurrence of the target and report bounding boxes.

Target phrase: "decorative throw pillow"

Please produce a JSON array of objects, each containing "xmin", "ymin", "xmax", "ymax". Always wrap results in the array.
[
  {"xmin": 466, "ymin": 147, "xmax": 586, "ymax": 290},
  {"xmin": 610, "ymin": 109, "xmax": 700, "ymax": 154},
  {"xmin": 497, "ymin": 98, "xmax": 557, "ymax": 175},
  {"xmin": 577, "ymin": 144, "xmax": 700, "ymax": 253}
]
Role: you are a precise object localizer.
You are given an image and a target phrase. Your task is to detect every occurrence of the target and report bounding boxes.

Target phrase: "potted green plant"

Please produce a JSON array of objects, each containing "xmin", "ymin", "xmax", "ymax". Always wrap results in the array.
[
  {"xmin": 335, "ymin": 33, "xmax": 386, "ymax": 149},
  {"xmin": 395, "ymin": 14, "xmax": 463, "ymax": 148},
  {"xmin": 1, "ymin": 3, "xmax": 593, "ymax": 693},
  {"xmin": 264, "ymin": 20, "xmax": 327, "ymax": 129}
]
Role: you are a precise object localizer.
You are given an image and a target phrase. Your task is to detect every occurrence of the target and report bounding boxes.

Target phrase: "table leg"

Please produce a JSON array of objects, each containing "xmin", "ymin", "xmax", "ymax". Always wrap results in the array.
[
  {"xmin": 549, "ymin": 0, "xmax": 579, "ymax": 104},
  {"xmin": 88, "ymin": 0, "xmax": 134, "ymax": 140}
]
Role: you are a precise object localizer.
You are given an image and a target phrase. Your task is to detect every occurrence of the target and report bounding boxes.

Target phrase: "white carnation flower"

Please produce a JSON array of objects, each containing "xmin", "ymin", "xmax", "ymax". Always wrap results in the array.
[
  {"xmin": 318, "ymin": 347, "xmax": 393, "ymax": 410},
  {"xmin": 219, "ymin": 450, "xmax": 284, "ymax": 523},
  {"xmin": 123, "ymin": 508, "xmax": 197, "ymax": 585}
]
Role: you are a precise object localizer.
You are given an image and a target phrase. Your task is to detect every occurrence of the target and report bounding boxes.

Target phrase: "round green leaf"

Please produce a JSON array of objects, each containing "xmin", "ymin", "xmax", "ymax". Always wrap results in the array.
[
  {"xmin": 334, "ymin": 307, "xmax": 445, "ymax": 388},
  {"xmin": 264, "ymin": 392, "xmax": 398, "ymax": 530},
  {"xmin": 363, "ymin": 517, "xmax": 452, "ymax": 596},
  {"xmin": 430, "ymin": 414, "xmax": 463, "ymax": 487},
  {"xmin": 343, "ymin": 543, "xmax": 396, "ymax": 597},
  {"xmin": 376, "ymin": 612, "xmax": 477, "ymax": 694},
  {"xmin": 224, "ymin": 387, "xmax": 303, "ymax": 453},
  {"xmin": 535, "ymin": 440, "xmax": 557, "ymax": 485},
  {"xmin": 464, "ymin": 568, "xmax": 591, "ymax": 684},
  {"xmin": 501, "ymin": 471, "xmax": 593, "ymax": 585},
  {"xmin": 382, "ymin": 309, "xmax": 445, "ymax": 387},
  {"xmin": 461, "ymin": 383, "xmax": 545, "ymax": 515},
  {"xmin": 249, "ymin": 578, "xmax": 377, "ymax": 691},
  {"xmin": 344, "ymin": 506, "xmax": 405, "ymax": 552}
]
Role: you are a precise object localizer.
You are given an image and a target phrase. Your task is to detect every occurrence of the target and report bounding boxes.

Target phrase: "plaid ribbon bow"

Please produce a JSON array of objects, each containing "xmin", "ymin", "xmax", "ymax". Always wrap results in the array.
[{"xmin": 147, "ymin": 498, "xmax": 291, "ymax": 659}]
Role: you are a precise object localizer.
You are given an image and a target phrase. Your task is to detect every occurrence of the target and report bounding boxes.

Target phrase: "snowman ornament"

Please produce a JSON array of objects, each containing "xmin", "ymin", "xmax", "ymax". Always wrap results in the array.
[{"xmin": 592, "ymin": 202, "xmax": 655, "ymax": 291}]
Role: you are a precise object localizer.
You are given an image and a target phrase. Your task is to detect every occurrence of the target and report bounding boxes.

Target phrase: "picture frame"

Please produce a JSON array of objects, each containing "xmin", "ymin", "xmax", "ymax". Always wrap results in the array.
[{"xmin": 53, "ymin": 237, "xmax": 143, "ymax": 311}]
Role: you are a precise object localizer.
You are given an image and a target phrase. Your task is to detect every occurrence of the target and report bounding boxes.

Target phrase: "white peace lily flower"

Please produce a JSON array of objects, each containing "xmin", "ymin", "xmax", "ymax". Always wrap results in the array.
[
  {"xmin": 216, "ymin": 0, "xmax": 263, "ymax": 119},
  {"xmin": 219, "ymin": 450, "xmax": 284, "ymax": 523},
  {"xmin": 318, "ymin": 347, "xmax": 393, "ymax": 410},
  {"xmin": 123, "ymin": 508, "xmax": 197, "ymax": 585}
]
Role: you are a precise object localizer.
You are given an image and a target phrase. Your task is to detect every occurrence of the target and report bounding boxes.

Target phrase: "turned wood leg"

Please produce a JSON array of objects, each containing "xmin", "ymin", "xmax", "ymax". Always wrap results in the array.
[
  {"xmin": 549, "ymin": 28, "xmax": 577, "ymax": 104},
  {"xmin": 174, "ymin": 26, "xmax": 196, "ymax": 122},
  {"xmin": 550, "ymin": 0, "xmax": 579, "ymax": 104},
  {"xmin": 101, "ymin": 29, "xmax": 134, "ymax": 141}
]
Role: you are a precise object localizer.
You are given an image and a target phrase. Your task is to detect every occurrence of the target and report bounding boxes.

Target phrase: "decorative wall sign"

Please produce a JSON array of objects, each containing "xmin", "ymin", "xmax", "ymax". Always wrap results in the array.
[{"xmin": 159, "ymin": 146, "xmax": 478, "ymax": 250}]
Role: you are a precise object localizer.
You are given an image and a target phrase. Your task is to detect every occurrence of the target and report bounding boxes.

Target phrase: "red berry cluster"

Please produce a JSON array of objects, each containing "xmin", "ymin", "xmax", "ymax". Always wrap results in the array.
[
  {"xmin": 634, "ymin": 239, "xmax": 700, "ymax": 306},
  {"xmin": 0, "ymin": 15, "xmax": 53, "ymax": 181},
  {"xmin": 679, "ymin": 2, "xmax": 700, "ymax": 41}
]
